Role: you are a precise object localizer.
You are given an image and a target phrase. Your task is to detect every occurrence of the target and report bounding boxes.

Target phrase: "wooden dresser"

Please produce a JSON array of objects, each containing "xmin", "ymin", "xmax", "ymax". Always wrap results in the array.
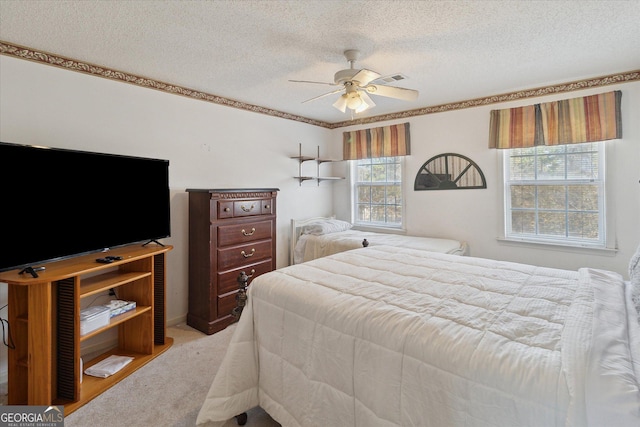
[{"xmin": 186, "ymin": 188, "xmax": 278, "ymax": 334}]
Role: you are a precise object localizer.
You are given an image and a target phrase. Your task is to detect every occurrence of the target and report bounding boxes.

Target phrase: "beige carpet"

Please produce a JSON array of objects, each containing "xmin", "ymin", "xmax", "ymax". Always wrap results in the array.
[{"xmin": 65, "ymin": 323, "xmax": 280, "ymax": 427}]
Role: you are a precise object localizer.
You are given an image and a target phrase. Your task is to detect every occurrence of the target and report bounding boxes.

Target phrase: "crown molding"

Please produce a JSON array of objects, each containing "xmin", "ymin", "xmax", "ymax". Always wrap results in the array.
[
  {"xmin": 2, "ymin": 41, "xmax": 638, "ymax": 130},
  {"xmin": 0, "ymin": 41, "xmax": 330, "ymax": 128}
]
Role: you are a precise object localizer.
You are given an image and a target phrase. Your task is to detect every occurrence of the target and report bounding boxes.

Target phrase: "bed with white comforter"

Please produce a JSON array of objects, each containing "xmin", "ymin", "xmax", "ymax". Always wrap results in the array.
[
  {"xmin": 197, "ymin": 246, "xmax": 640, "ymax": 427},
  {"xmin": 291, "ymin": 217, "xmax": 467, "ymax": 264}
]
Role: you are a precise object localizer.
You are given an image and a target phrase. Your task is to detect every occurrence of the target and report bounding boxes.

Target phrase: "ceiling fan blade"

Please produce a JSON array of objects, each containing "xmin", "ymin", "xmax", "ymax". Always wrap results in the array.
[
  {"xmin": 332, "ymin": 94, "xmax": 348, "ymax": 113},
  {"xmin": 302, "ymin": 88, "xmax": 344, "ymax": 104},
  {"xmin": 364, "ymin": 84, "xmax": 419, "ymax": 101},
  {"xmin": 370, "ymin": 73, "xmax": 408, "ymax": 85},
  {"xmin": 351, "ymin": 69, "xmax": 381, "ymax": 86},
  {"xmin": 289, "ymin": 79, "xmax": 338, "ymax": 86}
]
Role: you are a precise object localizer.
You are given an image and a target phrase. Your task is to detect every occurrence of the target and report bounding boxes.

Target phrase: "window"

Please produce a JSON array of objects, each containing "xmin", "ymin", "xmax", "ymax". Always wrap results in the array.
[
  {"xmin": 352, "ymin": 156, "xmax": 403, "ymax": 228},
  {"xmin": 504, "ymin": 142, "xmax": 605, "ymax": 247}
]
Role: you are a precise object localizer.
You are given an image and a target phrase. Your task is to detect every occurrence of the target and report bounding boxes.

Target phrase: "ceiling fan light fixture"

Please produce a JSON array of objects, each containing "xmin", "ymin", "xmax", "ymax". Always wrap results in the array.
[
  {"xmin": 345, "ymin": 92, "xmax": 363, "ymax": 110},
  {"xmin": 333, "ymin": 94, "xmax": 348, "ymax": 113},
  {"xmin": 356, "ymin": 91, "xmax": 375, "ymax": 113},
  {"xmin": 354, "ymin": 102, "xmax": 369, "ymax": 114}
]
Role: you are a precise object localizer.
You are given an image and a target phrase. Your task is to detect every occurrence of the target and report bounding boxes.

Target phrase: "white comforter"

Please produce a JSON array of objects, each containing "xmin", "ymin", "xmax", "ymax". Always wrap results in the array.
[
  {"xmin": 294, "ymin": 230, "xmax": 466, "ymax": 264},
  {"xmin": 197, "ymin": 246, "xmax": 640, "ymax": 427}
]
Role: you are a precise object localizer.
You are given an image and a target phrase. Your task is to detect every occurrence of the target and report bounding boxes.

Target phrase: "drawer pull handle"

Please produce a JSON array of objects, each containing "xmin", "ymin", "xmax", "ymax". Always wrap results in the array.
[
  {"xmin": 246, "ymin": 269, "xmax": 256, "ymax": 278},
  {"xmin": 223, "ymin": 207, "xmax": 230, "ymax": 212},
  {"xmin": 241, "ymin": 248, "xmax": 256, "ymax": 258},
  {"xmin": 241, "ymin": 204, "xmax": 255, "ymax": 212},
  {"xmin": 242, "ymin": 228, "xmax": 256, "ymax": 236},
  {"xmin": 264, "ymin": 204, "xmax": 270, "ymax": 210}
]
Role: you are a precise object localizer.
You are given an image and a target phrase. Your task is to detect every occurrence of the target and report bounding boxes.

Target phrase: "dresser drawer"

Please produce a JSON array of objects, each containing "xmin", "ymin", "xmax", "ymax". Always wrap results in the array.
[
  {"xmin": 261, "ymin": 198, "xmax": 274, "ymax": 214},
  {"xmin": 217, "ymin": 240, "xmax": 272, "ymax": 271},
  {"xmin": 233, "ymin": 199, "xmax": 260, "ymax": 217},
  {"xmin": 217, "ymin": 201, "xmax": 234, "ymax": 219},
  {"xmin": 217, "ymin": 220, "xmax": 272, "ymax": 247},
  {"xmin": 216, "ymin": 199, "xmax": 273, "ymax": 219},
  {"xmin": 217, "ymin": 259, "xmax": 273, "ymax": 295}
]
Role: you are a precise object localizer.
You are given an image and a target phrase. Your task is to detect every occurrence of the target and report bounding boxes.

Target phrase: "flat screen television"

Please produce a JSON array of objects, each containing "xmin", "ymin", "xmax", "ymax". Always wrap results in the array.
[{"xmin": 0, "ymin": 142, "xmax": 171, "ymax": 273}]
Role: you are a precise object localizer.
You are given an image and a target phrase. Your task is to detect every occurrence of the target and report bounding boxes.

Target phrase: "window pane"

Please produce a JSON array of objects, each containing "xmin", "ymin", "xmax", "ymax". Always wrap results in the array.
[
  {"xmin": 357, "ymin": 165, "xmax": 371, "ymax": 182},
  {"xmin": 566, "ymin": 142, "xmax": 597, "ymax": 153},
  {"xmin": 537, "ymin": 154, "xmax": 565, "ymax": 180},
  {"xmin": 538, "ymin": 211, "xmax": 566, "ymax": 236},
  {"xmin": 567, "ymin": 185, "xmax": 599, "ymax": 211},
  {"xmin": 371, "ymin": 186, "xmax": 386, "ymax": 203},
  {"xmin": 539, "ymin": 145, "xmax": 565, "ymax": 155},
  {"xmin": 357, "ymin": 186, "xmax": 371, "ymax": 203},
  {"xmin": 386, "ymin": 185, "xmax": 402, "ymax": 205},
  {"xmin": 510, "ymin": 154, "xmax": 535, "ymax": 180},
  {"xmin": 357, "ymin": 204, "xmax": 370, "ymax": 222},
  {"xmin": 567, "ymin": 152, "xmax": 598, "ymax": 179},
  {"xmin": 511, "ymin": 211, "xmax": 536, "ymax": 234},
  {"xmin": 371, "ymin": 164, "xmax": 386, "ymax": 182},
  {"xmin": 388, "ymin": 163, "xmax": 401, "ymax": 182},
  {"xmin": 386, "ymin": 205, "xmax": 402, "ymax": 223},
  {"xmin": 537, "ymin": 185, "xmax": 566, "ymax": 210},
  {"xmin": 510, "ymin": 185, "xmax": 535, "ymax": 209},
  {"xmin": 371, "ymin": 205, "xmax": 385, "ymax": 222},
  {"xmin": 568, "ymin": 212, "xmax": 599, "ymax": 239}
]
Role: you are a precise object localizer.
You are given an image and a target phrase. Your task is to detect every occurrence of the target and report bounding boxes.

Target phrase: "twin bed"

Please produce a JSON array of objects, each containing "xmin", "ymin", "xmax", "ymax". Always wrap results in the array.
[
  {"xmin": 290, "ymin": 217, "xmax": 468, "ymax": 264},
  {"xmin": 196, "ymin": 219, "xmax": 640, "ymax": 427}
]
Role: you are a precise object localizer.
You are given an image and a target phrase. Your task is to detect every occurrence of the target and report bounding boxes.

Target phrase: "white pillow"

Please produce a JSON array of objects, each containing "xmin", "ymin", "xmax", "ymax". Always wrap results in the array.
[{"xmin": 301, "ymin": 219, "xmax": 353, "ymax": 235}]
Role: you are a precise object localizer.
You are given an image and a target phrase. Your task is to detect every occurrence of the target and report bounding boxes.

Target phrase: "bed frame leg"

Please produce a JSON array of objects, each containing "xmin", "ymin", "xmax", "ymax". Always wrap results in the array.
[{"xmin": 235, "ymin": 412, "xmax": 248, "ymax": 425}]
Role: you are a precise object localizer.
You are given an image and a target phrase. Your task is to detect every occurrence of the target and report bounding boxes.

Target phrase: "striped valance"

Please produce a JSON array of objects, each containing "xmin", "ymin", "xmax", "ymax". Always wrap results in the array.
[
  {"xmin": 343, "ymin": 122, "xmax": 411, "ymax": 160},
  {"xmin": 488, "ymin": 91, "xmax": 622, "ymax": 149}
]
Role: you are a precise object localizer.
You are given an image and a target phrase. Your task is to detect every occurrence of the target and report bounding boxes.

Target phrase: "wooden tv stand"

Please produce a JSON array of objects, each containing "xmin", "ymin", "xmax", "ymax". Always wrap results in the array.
[{"xmin": 0, "ymin": 243, "xmax": 173, "ymax": 414}]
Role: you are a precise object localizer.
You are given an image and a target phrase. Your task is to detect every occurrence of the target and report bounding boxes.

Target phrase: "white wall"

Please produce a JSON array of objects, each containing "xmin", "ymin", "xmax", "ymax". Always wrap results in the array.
[
  {"xmin": 0, "ymin": 55, "xmax": 336, "ymax": 380},
  {"xmin": 334, "ymin": 82, "xmax": 640, "ymax": 275}
]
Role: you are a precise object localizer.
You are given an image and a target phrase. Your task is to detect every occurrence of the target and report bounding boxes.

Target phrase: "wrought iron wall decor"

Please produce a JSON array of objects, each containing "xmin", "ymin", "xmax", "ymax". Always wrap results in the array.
[{"xmin": 414, "ymin": 153, "xmax": 486, "ymax": 191}]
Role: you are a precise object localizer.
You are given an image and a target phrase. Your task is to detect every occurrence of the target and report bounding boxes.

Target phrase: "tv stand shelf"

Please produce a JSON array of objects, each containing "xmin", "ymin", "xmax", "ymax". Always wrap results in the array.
[{"xmin": 0, "ymin": 243, "xmax": 173, "ymax": 415}]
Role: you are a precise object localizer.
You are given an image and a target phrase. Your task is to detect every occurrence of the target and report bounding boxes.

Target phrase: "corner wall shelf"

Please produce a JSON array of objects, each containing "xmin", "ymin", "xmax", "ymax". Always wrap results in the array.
[{"xmin": 291, "ymin": 143, "xmax": 344, "ymax": 186}]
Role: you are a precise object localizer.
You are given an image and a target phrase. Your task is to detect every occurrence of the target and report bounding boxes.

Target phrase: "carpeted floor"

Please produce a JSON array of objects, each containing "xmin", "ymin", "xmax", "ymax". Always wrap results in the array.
[{"xmin": 63, "ymin": 323, "xmax": 280, "ymax": 427}]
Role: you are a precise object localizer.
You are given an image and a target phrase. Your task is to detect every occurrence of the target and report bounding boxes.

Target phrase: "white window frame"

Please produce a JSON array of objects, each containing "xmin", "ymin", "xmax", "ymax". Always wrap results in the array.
[
  {"xmin": 501, "ymin": 141, "xmax": 615, "ymax": 250},
  {"xmin": 350, "ymin": 156, "xmax": 405, "ymax": 230}
]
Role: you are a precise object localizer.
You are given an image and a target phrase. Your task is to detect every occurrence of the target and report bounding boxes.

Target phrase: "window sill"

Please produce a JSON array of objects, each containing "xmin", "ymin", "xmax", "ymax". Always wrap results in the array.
[
  {"xmin": 497, "ymin": 237, "xmax": 617, "ymax": 256},
  {"xmin": 353, "ymin": 225, "xmax": 406, "ymax": 234}
]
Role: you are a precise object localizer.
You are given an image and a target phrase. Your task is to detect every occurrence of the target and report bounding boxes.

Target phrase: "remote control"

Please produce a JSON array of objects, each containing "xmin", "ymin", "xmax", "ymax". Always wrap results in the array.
[
  {"xmin": 105, "ymin": 256, "xmax": 123, "ymax": 261},
  {"xmin": 96, "ymin": 258, "xmax": 114, "ymax": 264}
]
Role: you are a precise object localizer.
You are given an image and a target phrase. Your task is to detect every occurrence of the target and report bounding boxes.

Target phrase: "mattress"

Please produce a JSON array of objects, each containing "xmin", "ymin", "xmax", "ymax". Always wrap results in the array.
[
  {"xmin": 197, "ymin": 246, "xmax": 640, "ymax": 427},
  {"xmin": 293, "ymin": 229, "xmax": 467, "ymax": 264}
]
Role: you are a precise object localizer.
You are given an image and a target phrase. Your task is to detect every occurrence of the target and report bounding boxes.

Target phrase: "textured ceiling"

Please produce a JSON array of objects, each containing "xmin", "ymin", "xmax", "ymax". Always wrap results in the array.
[{"xmin": 1, "ymin": 0, "xmax": 639, "ymax": 126}]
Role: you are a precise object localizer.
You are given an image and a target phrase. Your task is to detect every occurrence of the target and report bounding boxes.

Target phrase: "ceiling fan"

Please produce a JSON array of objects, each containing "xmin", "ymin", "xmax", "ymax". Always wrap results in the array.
[{"xmin": 290, "ymin": 49, "xmax": 419, "ymax": 114}]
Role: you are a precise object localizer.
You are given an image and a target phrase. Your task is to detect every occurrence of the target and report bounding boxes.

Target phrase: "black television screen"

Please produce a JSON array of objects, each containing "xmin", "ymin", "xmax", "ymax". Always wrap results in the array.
[{"xmin": 0, "ymin": 142, "xmax": 171, "ymax": 272}]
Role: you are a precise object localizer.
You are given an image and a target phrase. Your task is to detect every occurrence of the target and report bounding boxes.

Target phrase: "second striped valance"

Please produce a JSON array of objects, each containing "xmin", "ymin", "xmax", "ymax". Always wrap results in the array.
[
  {"xmin": 488, "ymin": 91, "xmax": 622, "ymax": 149},
  {"xmin": 343, "ymin": 122, "xmax": 411, "ymax": 160}
]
